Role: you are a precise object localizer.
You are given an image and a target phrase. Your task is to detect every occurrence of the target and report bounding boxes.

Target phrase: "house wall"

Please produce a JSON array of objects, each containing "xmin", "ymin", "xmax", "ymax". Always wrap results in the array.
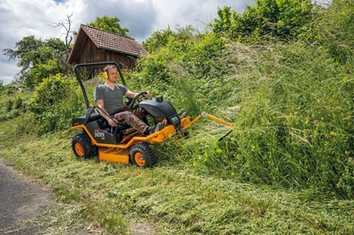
[
  {"xmin": 74, "ymin": 36, "xmax": 137, "ymax": 70},
  {"xmin": 105, "ymin": 50, "xmax": 137, "ymax": 70}
]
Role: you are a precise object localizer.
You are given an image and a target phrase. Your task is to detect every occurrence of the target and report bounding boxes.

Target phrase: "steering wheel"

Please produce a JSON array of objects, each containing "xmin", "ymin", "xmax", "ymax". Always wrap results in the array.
[{"xmin": 128, "ymin": 91, "xmax": 149, "ymax": 110}]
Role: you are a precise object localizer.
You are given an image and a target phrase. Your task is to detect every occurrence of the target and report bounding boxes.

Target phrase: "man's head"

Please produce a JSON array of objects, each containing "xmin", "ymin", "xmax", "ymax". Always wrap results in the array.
[{"xmin": 103, "ymin": 65, "xmax": 119, "ymax": 83}]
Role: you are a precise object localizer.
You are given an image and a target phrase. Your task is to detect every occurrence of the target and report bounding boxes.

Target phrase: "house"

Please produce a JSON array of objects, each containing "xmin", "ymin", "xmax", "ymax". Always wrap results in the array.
[{"xmin": 67, "ymin": 25, "xmax": 146, "ymax": 69}]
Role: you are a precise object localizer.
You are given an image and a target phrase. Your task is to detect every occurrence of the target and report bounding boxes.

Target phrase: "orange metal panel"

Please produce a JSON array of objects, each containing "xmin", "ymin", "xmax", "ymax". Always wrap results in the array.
[
  {"xmin": 98, "ymin": 148, "xmax": 129, "ymax": 164},
  {"xmin": 71, "ymin": 116, "xmax": 195, "ymax": 149}
]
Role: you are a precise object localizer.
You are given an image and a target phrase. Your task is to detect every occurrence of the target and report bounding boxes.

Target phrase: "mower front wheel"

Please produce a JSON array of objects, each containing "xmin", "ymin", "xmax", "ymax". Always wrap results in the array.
[
  {"xmin": 129, "ymin": 143, "xmax": 157, "ymax": 168},
  {"xmin": 72, "ymin": 133, "xmax": 96, "ymax": 160}
]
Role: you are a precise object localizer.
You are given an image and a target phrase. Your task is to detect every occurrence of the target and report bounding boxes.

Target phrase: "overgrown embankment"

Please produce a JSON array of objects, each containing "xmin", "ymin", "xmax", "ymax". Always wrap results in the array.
[{"xmin": 127, "ymin": 38, "xmax": 354, "ymax": 197}]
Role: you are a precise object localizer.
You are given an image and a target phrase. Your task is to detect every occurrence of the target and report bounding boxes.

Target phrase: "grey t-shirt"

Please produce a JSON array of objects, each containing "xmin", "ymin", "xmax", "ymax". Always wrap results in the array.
[{"xmin": 94, "ymin": 84, "xmax": 128, "ymax": 114}]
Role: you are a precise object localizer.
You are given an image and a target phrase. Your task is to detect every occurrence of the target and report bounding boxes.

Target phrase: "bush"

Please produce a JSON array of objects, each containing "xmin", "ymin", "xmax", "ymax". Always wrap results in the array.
[
  {"xmin": 181, "ymin": 33, "xmax": 227, "ymax": 80},
  {"xmin": 24, "ymin": 59, "xmax": 61, "ymax": 88},
  {"xmin": 30, "ymin": 74, "xmax": 83, "ymax": 133},
  {"xmin": 143, "ymin": 27, "xmax": 174, "ymax": 53},
  {"xmin": 212, "ymin": 0, "xmax": 314, "ymax": 41}
]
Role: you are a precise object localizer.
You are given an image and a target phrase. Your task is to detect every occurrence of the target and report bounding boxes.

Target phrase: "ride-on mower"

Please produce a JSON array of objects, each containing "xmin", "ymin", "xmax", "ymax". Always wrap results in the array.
[{"xmin": 71, "ymin": 61, "xmax": 233, "ymax": 167}]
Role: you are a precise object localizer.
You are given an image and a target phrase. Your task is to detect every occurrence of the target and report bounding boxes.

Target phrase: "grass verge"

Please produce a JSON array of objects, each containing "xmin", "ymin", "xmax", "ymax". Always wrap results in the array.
[{"xmin": 1, "ymin": 117, "xmax": 353, "ymax": 234}]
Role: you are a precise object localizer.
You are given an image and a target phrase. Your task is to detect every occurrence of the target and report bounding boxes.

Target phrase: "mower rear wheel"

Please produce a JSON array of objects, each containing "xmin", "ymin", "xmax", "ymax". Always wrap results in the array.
[
  {"xmin": 129, "ymin": 143, "xmax": 157, "ymax": 167},
  {"xmin": 72, "ymin": 133, "xmax": 96, "ymax": 160}
]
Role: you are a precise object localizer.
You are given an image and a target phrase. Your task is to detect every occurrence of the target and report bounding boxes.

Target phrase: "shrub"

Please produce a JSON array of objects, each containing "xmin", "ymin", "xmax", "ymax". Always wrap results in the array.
[
  {"xmin": 143, "ymin": 27, "xmax": 174, "ymax": 53},
  {"xmin": 212, "ymin": 0, "xmax": 314, "ymax": 41},
  {"xmin": 181, "ymin": 33, "xmax": 227, "ymax": 80},
  {"xmin": 24, "ymin": 59, "xmax": 61, "ymax": 88},
  {"xmin": 132, "ymin": 31, "xmax": 231, "ymax": 115},
  {"xmin": 30, "ymin": 74, "xmax": 83, "ymax": 133}
]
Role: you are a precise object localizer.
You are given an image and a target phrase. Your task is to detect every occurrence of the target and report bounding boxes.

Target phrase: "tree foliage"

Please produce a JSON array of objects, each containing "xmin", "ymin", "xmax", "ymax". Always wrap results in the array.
[
  {"xmin": 143, "ymin": 27, "xmax": 174, "ymax": 53},
  {"xmin": 89, "ymin": 16, "xmax": 129, "ymax": 36},
  {"xmin": 212, "ymin": 0, "xmax": 314, "ymax": 41},
  {"xmin": 143, "ymin": 26, "xmax": 197, "ymax": 53},
  {"xmin": 3, "ymin": 36, "xmax": 66, "ymax": 88}
]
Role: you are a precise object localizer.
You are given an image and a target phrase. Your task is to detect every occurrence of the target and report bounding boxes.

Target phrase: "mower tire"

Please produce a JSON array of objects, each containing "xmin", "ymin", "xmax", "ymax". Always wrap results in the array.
[
  {"xmin": 129, "ymin": 143, "xmax": 157, "ymax": 168},
  {"xmin": 72, "ymin": 133, "xmax": 96, "ymax": 160}
]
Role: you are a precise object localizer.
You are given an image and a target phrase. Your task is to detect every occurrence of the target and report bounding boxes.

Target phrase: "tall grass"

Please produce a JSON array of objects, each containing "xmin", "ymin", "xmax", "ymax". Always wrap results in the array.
[
  {"xmin": 129, "ymin": 40, "xmax": 354, "ymax": 198},
  {"xmin": 205, "ymin": 43, "xmax": 353, "ymax": 197}
]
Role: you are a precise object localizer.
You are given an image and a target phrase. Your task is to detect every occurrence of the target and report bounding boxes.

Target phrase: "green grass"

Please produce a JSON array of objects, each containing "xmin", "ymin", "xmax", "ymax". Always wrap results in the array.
[{"xmin": 1, "ymin": 117, "xmax": 353, "ymax": 234}]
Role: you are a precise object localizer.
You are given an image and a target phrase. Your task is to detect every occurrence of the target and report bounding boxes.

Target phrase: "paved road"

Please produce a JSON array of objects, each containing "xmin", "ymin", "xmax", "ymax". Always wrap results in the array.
[
  {"xmin": 0, "ymin": 160, "xmax": 51, "ymax": 234},
  {"xmin": 0, "ymin": 159, "xmax": 155, "ymax": 235}
]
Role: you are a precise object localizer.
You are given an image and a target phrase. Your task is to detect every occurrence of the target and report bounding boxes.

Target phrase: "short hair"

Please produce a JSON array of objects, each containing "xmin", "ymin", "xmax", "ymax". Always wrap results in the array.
[{"xmin": 103, "ymin": 65, "xmax": 117, "ymax": 73}]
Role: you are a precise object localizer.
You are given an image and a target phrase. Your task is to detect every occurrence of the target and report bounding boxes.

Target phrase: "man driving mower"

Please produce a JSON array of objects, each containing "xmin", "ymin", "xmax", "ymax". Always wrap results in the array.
[
  {"xmin": 95, "ymin": 65, "xmax": 166, "ymax": 135},
  {"xmin": 71, "ymin": 61, "xmax": 234, "ymax": 166}
]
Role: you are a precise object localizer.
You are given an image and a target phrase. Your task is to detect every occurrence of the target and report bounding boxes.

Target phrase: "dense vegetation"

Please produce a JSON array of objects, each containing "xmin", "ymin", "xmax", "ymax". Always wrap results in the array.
[
  {"xmin": 89, "ymin": 16, "xmax": 129, "ymax": 36},
  {"xmin": 134, "ymin": 0, "xmax": 354, "ymax": 198},
  {"xmin": 1, "ymin": 0, "xmax": 353, "ymax": 233}
]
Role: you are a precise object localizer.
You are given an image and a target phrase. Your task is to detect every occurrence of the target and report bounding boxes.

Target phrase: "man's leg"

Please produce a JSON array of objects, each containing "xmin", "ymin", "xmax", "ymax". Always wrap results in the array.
[{"xmin": 113, "ymin": 111, "xmax": 148, "ymax": 134}]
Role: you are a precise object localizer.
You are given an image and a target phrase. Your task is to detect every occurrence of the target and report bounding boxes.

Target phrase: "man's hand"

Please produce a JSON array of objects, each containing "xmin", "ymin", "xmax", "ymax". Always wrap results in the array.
[{"xmin": 144, "ymin": 91, "xmax": 152, "ymax": 98}]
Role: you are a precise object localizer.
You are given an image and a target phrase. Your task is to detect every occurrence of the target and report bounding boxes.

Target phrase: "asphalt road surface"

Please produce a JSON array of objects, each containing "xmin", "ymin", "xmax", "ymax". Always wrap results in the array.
[
  {"xmin": 0, "ymin": 160, "xmax": 51, "ymax": 234},
  {"xmin": 0, "ymin": 159, "xmax": 154, "ymax": 235}
]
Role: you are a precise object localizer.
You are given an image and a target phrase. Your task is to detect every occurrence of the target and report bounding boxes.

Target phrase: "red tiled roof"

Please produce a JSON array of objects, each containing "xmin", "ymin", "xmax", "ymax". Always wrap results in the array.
[{"xmin": 80, "ymin": 24, "xmax": 146, "ymax": 57}]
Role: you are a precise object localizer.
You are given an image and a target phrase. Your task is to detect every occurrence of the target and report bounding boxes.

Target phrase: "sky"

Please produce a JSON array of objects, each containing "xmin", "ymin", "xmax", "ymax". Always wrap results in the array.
[{"xmin": 0, "ymin": 0, "xmax": 258, "ymax": 84}]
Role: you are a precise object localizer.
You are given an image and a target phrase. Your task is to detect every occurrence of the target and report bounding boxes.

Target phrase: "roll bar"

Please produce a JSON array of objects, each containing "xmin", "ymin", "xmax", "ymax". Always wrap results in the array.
[{"xmin": 73, "ymin": 61, "xmax": 127, "ymax": 109}]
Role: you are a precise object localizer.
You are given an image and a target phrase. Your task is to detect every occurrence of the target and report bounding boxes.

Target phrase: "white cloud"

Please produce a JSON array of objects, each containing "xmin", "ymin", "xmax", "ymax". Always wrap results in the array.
[
  {"xmin": 152, "ymin": 0, "xmax": 255, "ymax": 31},
  {"xmin": 0, "ymin": 0, "xmax": 254, "ymax": 84},
  {"xmin": 0, "ymin": 59, "xmax": 21, "ymax": 84},
  {"xmin": 0, "ymin": 0, "xmax": 87, "ymax": 84}
]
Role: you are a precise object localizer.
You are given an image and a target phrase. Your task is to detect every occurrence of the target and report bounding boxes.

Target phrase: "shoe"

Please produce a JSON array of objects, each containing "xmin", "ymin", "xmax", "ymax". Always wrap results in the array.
[{"xmin": 146, "ymin": 119, "xmax": 167, "ymax": 134}]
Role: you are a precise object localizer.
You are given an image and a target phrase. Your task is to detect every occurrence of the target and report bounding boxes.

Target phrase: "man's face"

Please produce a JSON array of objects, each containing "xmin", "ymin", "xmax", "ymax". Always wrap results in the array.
[{"xmin": 107, "ymin": 68, "xmax": 119, "ymax": 83}]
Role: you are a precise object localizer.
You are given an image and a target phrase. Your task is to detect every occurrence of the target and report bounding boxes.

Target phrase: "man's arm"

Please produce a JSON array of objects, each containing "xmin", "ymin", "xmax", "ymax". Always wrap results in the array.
[
  {"xmin": 125, "ymin": 89, "xmax": 138, "ymax": 99},
  {"xmin": 96, "ymin": 99, "xmax": 117, "ymax": 127},
  {"xmin": 95, "ymin": 85, "xmax": 117, "ymax": 127}
]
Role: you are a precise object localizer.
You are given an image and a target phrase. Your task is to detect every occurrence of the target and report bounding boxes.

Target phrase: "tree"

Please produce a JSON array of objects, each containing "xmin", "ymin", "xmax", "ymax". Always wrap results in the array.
[
  {"xmin": 4, "ymin": 36, "xmax": 44, "ymax": 72},
  {"xmin": 3, "ymin": 36, "xmax": 66, "ymax": 88},
  {"xmin": 143, "ymin": 27, "xmax": 174, "ymax": 53},
  {"xmin": 53, "ymin": 14, "xmax": 75, "ymax": 73},
  {"xmin": 54, "ymin": 14, "xmax": 74, "ymax": 49},
  {"xmin": 212, "ymin": 0, "xmax": 314, "ymax": 40},
  {"xmin": 143, "ymin": 26, "xmax": 198, "ymax": 53},
  {"xmin": 89, "ymin": 16, "xmax": 129, "ymax": 36}
]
